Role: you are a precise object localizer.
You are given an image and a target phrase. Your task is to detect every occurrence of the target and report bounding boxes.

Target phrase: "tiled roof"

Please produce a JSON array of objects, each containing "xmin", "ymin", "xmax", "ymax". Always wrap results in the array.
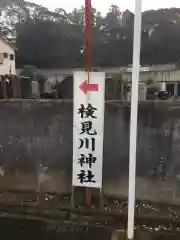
[{"xmin": 122, "ymin": 64, "xmax": 176, "ymax": 73}]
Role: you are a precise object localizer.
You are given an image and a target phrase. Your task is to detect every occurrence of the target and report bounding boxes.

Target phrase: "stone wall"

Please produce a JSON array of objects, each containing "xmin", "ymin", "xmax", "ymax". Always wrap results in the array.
[{"xmin": 0, "ymin": 100, "xmax": 180, "ymax": 204}]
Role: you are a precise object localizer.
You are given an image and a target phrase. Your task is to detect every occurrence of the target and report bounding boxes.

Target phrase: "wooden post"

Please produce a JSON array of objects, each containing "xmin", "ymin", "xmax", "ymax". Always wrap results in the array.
[
  {"xmin": 71, "ymin": 186, "xmax": 75, "ymax": 208},
  {"xmin": 85, "ymin": 0, "xmax": 92, "ymax": 206}
]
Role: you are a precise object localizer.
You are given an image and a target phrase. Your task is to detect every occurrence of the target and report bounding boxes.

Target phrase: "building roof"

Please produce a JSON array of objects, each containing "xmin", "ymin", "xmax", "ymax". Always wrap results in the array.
[
  {"xmin": 38, "ymin": 67, "xmax": 122, "ymax": 77},
  {"xmin": 0, "ymin": 37, "xmax": 16, "ymax": 51},
  {"xmin": 122, "ymin": 64, "xmax": 176, "ymax": 73}
]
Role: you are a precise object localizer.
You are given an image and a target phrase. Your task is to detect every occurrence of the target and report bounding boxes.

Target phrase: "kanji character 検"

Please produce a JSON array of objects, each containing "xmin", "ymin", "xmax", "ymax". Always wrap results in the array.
[{"xmin": 78, "ymin": 104, "xmax": 97, "ymax": 119}]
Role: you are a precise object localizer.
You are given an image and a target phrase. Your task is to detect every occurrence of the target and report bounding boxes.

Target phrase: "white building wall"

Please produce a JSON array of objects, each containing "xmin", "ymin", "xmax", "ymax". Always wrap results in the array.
[
  {"xmin": 0, "ymin": 39, "xmax": 16, "ymax": 76},
  {"xmin": 169, "ymin": 70, "xmax": 180, "ymax": 81},
  {"xmin": 154, "ymin": 72, "xmax": 163, "ymax": 82}
]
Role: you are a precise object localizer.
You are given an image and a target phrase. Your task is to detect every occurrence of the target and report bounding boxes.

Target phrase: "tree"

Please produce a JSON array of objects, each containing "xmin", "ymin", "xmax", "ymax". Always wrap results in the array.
[
  {"xmin": 3, "ymin": 2, "xmax": 180, "ymax": 69},
  {"xmin": 0, "ymin": 0, "xmax": 24, "ymax": 8},
  {"xmin": 0, "ymin": 1, "xmax": 60, "ymax": 37},
  {"xmin": 55, "ymin": 8, "xmax": 69, "ymax": 23},
  {"xmin": 68, "ymin": 7, "xmax": 84, "ymax": 25},
  {"xmin": 16, "ymin": 20, "xmax": 83, "ymax": 68},
  {"xmin": 141, "ymin": 8, "xmax": 180, "ymax": 64},
  {"xmin": 104, "ymin": 5, "xmax": 121, "ymax": 27},
  {"xmin": 68, "ymin": 6, "xmax": 103, "ymax": 26},
  {"xmin": 0, "ymin": 1, "xmax": 27, "ymax": 37}
]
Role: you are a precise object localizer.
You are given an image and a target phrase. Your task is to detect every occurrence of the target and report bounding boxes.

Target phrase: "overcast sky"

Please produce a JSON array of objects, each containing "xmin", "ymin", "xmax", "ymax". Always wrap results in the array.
[{"xmin": 30, "ymin": 0, "xmax": 180, "ymax": 13}]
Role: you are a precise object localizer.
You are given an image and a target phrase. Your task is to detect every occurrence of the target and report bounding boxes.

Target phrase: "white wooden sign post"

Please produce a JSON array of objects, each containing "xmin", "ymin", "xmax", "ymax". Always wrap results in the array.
[
  {"xmin": 72, "ymin": 71, "xmax": 105, "ymax": 188},
  {"xmin": 127, "ymin": 0, "xmax": 142, "ymax": 239}
]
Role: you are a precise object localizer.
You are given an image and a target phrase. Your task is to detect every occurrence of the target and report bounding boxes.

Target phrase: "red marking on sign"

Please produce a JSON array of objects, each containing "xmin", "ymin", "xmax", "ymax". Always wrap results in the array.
[
  {"xmin": 85, "ymin": 0, "xmax": 92, "ymax": 74},
  {"xmin": 79, "ymin": 80, "xmax": 99, "ymax": 95}
]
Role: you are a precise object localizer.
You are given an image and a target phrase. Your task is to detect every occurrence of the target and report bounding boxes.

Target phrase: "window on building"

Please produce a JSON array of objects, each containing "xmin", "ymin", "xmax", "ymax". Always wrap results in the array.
[
  {"xmin": 3, "ymin": 53, "xmax": 8, "ymax": 58},
  {"xmin": 166, "ymin": 83, "xmax": 174, "ymax": 97},
  {"xmin": 10, "ymin": 54, "xmax": 14, "ymax": 60},
  {"xmin": 0, "ymin": 54, "xmax": 3, "ymax": 64}
]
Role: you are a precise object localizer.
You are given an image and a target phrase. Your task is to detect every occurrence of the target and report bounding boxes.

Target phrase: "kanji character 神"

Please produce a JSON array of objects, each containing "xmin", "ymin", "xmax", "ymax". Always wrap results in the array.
[{"xmin": 78, "ymin": 153, "xmax": 97, "ymax": 168}]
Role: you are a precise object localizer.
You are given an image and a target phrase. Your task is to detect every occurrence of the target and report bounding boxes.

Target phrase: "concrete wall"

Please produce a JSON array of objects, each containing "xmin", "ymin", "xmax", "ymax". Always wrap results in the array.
[{"xmin": 1, "ymin": 100, "xmax": 180, "ymax": 204}]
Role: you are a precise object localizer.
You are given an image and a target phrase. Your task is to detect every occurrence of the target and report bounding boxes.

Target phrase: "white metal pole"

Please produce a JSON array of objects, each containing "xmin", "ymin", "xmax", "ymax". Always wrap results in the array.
[{"xmin": 127, "ymin": 0, "xmax": 142, "ymax": 239}]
